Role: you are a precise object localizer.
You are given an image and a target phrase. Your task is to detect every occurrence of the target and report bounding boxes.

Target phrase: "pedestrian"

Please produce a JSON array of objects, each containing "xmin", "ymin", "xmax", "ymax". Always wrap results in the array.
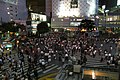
[{"xmin": 34, "ymin": 68, "xmax": 38, "ymax": 80}]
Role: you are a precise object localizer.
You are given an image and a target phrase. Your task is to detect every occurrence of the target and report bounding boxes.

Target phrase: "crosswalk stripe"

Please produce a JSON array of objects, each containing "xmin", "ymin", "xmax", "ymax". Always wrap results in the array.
[
  {"xmin": 46, "ymin": 64, "xmax": 55, "ymax": 69},
  {"xmin": 43, "ymin": 65, "xmax": 58, "ymax": 73},
  {"xmin": 57, "ymin": 67, "xmax": 61, "ymax": 70},
  {"xmin": 85, "ymin": 55, "xmax": 107, "ymax": 67}
]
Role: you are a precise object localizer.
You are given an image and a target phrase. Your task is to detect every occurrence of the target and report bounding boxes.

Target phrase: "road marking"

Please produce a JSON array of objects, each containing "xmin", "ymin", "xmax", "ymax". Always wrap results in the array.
[
  {"xmin": 38, "ymin": 73, "xmax": 57, "ymax": 80},
  {"xmin": 43, "ymin": 65, "xmax": 58, "ymax": 73},
  {"xmin": 57, "ymin": 67, "xmax": 61, "ymax": 70},
  {"xmin": 38, "ymin": 69, "xmax": 42, "ymax": 73},
  {"xmin": 46, "ymin": 64, "xmax": 55, "ymax": 69}
]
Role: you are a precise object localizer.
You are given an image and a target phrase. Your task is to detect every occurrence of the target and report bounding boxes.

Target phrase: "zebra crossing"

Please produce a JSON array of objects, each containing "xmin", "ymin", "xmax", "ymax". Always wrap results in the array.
[
  {"xmin": 85, "ymin": 55, "xmax": 107, "ymax": 67},
  {"xmin": 0, "ymin": 62, "xmax": 61, "ymax": 80},
  {"xmin": 0, "ymin": 53, "xmax": 61, "ymax": 80}
]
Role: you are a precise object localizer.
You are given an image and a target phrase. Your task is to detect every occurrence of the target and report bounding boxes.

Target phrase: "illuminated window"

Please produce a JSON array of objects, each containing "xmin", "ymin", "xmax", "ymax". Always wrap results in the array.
[
  {"xmin": 77, "ymin": 19, "xmax": 82, "ymax": 21},
  {"xmin": 53, "ymin": 19, "xmax": 55, "ymax": 21},
  {"xmin": 8, "ymin": 12, "xmax": 10, "ymax": 14},
  {"xmin": 70, "ymin": 0, "xmax": 78, "ymax": 8},
  {"xmin": 61, "ymin": 19, "xmax": 63, "ymax": 21},
  {"xmin": 7, "ymin": 7, "xmax": 9, "ymax": 9},
  {"xmin": 117, "ymin": 0, "xmax": 120, "ymax": 5}
]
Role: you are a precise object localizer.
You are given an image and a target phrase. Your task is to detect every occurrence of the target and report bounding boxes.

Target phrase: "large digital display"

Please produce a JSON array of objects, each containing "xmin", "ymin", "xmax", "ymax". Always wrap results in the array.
[
  {"xmin": 57, "ymin": 0, "xmax": 80, "ymax": 17},
  {"xmin": 1, "ymin": 0, "xmax": 18, "ymax": 5},
  {"xmin": 117, "ymin": 0, "xmax": 120, "ymax": 5},
  {"xmin": 56, "ymin": 0, "xmax": 97, "ymax": 18},
  {"xmin": 87, "ymin": 0, "xmax": 96, "ymax": 16}
]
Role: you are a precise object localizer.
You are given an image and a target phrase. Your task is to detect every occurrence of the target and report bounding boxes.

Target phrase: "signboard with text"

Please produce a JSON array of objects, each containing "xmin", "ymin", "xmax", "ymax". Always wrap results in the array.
[
  {"xmin": 117, "ymin": 0, "xmax": 120, "ymax": 5},
  {"xmin": 0, "ymin": 0, "xmax": 18, "ymax": 5}
]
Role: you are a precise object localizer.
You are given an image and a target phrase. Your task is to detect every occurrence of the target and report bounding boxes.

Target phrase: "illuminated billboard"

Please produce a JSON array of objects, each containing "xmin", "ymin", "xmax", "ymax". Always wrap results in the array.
[
  {"xmin": 53, "ymin": 0, "xmax": 97, "ymax": 18},
  {"xmin": 1, "ymin": 0, "xmax": 18, "ymax": 5},
  {"xmin": 117, "ymin": 0, "xmax": 120, "ymax": 5},
  {"xmin": 31, "ymin": 13, "xmax": 47, "ymax": 33},
  {"xmin": 31, "ymin": 13, "xmax": 47, "ymax": 21}
]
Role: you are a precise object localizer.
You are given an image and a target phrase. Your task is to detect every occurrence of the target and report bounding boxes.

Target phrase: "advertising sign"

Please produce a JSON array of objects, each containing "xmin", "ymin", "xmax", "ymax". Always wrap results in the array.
[
  {"xmin": 31, "ymin": 13, "xmax": 47, "ymax": 21},
  {"xmin": 117, "ymin": 0, "xmax": 120, "ymax": 5},
  {"xmin": 31, "ymin": 13, "xmax": 47, "ymax": 33},
  {"xmin": 1, "ymin": 0, "xmax": 18, "ymax": 5}
]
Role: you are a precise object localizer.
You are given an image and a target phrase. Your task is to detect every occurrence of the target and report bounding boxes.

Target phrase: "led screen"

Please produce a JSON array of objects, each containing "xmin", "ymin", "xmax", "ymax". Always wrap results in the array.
[
  {"xmin": 117, "ymin": 0, "xmax": 120, "ymax": 5},
  {"xmin": 56, "ymin": 0, "xmax": 97, "ymax": 18},
  {"xmin": 1, "ymin": 0, "xmax": 18, "ymax": 5}
]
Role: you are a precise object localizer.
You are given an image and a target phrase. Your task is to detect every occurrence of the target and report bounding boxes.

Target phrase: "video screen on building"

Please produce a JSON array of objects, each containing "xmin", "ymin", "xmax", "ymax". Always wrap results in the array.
[
  {"xmin": 1, "ymin": 0, "xmax": 18, "ymax": 5},
  {"xmin": 70, "ymin": 0, "xmax": 78, "ymax": 8},
  {"xmin": 117, "ymin": 0, "xmax": 120, "ymax": 5}
]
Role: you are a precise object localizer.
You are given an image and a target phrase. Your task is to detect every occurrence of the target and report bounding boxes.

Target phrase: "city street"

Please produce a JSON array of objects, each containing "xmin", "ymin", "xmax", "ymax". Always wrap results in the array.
[
  {"xmin": 0, "ymin": 32, "xmax": 120, "ymax": 80},
  {"xmin": 0, "ymin": 0, "xmax": 120, "ymax": 80}
]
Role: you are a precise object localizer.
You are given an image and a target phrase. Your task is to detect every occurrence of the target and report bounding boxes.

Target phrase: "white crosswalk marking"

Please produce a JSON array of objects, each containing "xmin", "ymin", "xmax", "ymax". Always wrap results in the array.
[
  {"xmin": 57, "ymin": 66, "xmax": 61, "ymax": 70},
  {"xmin": 43, "ymin": 65, "xmax": 58, "ymax": 73},
  {"xmin": 0, "ymin": 54, "xmax": 60, "ymax": 80},
  {"xmin": 85, "ymin": 55, "xmax": 107, "ymax": 67}
]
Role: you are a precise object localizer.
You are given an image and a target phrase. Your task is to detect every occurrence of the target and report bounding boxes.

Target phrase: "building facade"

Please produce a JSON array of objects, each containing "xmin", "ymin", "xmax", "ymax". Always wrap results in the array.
[
  {"xmin": 99, "ymin": 0, "xmax": 117, "ymax": 10},
  {"xmin": 0, "ymin": 0, "xmax": 28, "ymax": 23},
  {"xmin": 26, "ymin": 0, "xmax": 45, "ymax": 13},
  {"xmin": 98, "ymin": 9, "xmax": 120, "ymax": 28},
  {"xmin": 51, "ymin": 0, "xmax": 99, "ymax": 28},
  {"xmin": 46, "ymin": 0, "xmax": 52, "ymax": 17}
]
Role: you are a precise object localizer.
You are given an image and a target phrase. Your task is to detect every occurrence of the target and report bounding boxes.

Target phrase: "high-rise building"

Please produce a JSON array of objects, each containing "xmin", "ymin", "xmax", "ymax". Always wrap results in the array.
[
  {"xmin": 0, "ymin": 0, "xmax": 27, "ymax": 23},
  {"xmin": 26, "ymin": 0, "xmax": 45, "ymax": 13},
  {"xmin": 117, "ymin": 0, "xmax": 120, "ymax": 6},
  {"xmin": 98, "ymin": 0, "xmax": 120, "ymax": 28},
  {"xmin": 46, "ymin": 0, "xmax": 52, "ymax": 18}
]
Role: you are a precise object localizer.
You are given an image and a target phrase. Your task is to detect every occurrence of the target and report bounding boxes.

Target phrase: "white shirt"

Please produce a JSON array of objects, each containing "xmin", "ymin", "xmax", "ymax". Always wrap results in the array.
[{"xmin": 65, "ymin": 54, "xmax": 68, "ymax": 57}]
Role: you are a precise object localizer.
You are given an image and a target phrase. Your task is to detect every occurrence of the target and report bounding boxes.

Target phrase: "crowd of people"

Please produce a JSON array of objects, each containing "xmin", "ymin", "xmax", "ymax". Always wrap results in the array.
[{"xmin": 0, "ymin": 32, "xmax": 120, "ymax": 80}]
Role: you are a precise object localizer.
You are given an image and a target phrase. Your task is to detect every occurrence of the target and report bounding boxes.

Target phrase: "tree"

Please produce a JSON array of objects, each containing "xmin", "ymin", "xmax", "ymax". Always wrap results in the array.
[
  {"xmin": 37, "ymin": 22, "xmax": 49, "ymax": 34},
  {"xmin": 17, "ymin": 23, "xmax": 26, "ymax": 31},
  {"xmin": 78, "ymin": 19, "xmax": 95, "ymax": 31},
  {"xmin": 1, "ymin": 21, "xmax": 19, "ymax": 32}
]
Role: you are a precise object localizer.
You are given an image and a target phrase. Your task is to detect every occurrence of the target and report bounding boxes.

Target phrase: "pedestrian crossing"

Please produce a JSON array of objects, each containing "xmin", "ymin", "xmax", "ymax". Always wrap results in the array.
[
  {"xmin": 0, "ymin": 62, "xmax": 60, "ymax": 80},
  {"xmin": 85, "ymin": 55, "xmax": 107, "ymax": 67},
  {"xmin": 0, "ymin": 57, "xmax": 61, "ymax": 80}
]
